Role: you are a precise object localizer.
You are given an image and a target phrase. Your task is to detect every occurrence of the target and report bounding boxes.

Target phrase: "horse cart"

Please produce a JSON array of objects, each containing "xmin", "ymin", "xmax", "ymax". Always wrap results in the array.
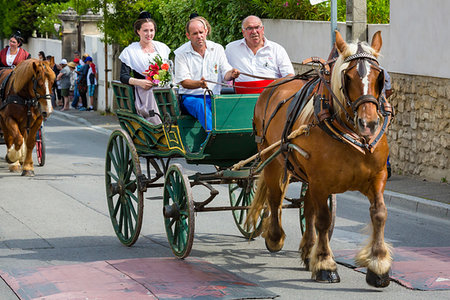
[{"xmin": 105, "ymin": 81, "xmax": 336, "ymax": 258}]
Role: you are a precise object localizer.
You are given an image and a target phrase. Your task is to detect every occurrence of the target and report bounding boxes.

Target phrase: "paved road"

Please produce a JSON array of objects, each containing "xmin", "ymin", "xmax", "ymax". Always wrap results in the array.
[{"xmin": 0, "ymin": 115, "xmax": 449, "ymax": 299}]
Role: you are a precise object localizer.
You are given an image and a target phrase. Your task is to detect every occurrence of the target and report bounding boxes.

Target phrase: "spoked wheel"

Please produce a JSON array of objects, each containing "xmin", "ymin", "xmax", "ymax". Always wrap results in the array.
[
  {"xmin": 229, "ymin": 178, "xmax": 263, "ymax": 239},
  {"xmin": 299, "ymin": 183, "xmax": 336, "ymax": 240},
  {"xmin": 163, "ymin": 163, "xmax": 194, "ymax": 258},
  {"xmin": 35, "ymin": 126, "xmax": 45, "ymax": 166},
  {"xmin": 105, "ymin": 129, "xmax": 144, "ymax": 246}
]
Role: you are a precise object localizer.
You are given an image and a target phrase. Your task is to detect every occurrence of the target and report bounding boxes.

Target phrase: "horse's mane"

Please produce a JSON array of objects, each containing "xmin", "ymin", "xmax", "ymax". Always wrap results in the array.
[
  {"xmin": 331, "ymin": 41, "xmax": 380, "ymax": 113},
  {"xmin": 12, "ymin": 59, "xmax": 38, "ymax": 94}
]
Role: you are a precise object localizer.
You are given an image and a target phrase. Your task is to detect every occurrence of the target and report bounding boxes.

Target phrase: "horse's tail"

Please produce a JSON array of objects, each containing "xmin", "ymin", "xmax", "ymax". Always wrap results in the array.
[{"xmin": 245, "ymin": 169, "xmax": 269, "ymax": 237}]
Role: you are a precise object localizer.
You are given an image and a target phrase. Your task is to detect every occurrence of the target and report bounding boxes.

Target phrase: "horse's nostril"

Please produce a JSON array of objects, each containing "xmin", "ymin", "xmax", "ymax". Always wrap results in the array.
[
  {"xmin": 358, "ymin": 118, "xmax": 366, "ymax": 129},
  {"xmin": 42, "ymin": 112, "xmax": 48, "ymax": 118}
]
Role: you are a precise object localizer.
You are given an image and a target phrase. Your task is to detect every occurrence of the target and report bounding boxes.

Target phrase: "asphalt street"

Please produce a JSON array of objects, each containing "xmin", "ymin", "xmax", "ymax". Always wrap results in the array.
[{"xmin": 0, "ymin": 113, "xmax": 448, "ymax": 299}]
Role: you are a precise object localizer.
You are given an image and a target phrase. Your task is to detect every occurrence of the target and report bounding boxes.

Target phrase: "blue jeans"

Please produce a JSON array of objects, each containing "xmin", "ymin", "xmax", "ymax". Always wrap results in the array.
[
  {"xmin": 71, "ymin": 82, "xmax": 80, "ymax": 107},
  {"xmin": 181, "ymin": 94, "xmax": 212, "ymax": 131}
]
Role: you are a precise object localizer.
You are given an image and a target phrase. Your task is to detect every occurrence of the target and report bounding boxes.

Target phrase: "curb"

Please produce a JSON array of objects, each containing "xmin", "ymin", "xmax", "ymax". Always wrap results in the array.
[
  {"xmin": 384, "ymin": 190, "xmax": 450, "ymax": 220},
  {"xmin": 53, "ymin": 110, "xmax": 449, "ymax": 221}
]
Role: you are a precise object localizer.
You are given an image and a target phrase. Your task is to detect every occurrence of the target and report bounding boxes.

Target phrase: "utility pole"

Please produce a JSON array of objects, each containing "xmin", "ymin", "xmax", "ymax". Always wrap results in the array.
[{"xmin": 346, "ymin": 0, "xmax": 367, "ymax": 42}]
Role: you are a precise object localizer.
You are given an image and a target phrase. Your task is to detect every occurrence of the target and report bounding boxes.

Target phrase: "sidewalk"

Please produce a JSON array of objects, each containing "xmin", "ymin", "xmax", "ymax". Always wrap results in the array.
[{"xmin": 52, "ymin": 109, "xmax": 450, "ymax": 220}]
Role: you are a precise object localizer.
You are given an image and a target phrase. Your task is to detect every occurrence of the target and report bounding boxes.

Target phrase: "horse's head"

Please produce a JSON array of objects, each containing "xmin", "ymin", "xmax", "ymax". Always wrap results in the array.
[
  {"xmin": 13, "ymin": 59, "xmax": 56, "ymax": 118},
  {"xmin": 332, "ymin": 31, "xmax": 385, "ymax": 140}
]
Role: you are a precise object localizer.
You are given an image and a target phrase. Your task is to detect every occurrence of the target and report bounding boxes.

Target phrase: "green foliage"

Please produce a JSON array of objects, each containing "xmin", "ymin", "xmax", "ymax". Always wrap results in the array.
[
  {"xmin": 34, "ymin": 0, "xmax": 102, "ymax": 39},
  {"xmin": 35, "ymin": 2, "xmax": 71, "ymax": 38},
  {"xmin": 367, "ymin": 0, "xmax": 390, "ymax": 24},
  {"xmin": 0, "ymin": 0, "xmax": 21, "ymax": 39}
]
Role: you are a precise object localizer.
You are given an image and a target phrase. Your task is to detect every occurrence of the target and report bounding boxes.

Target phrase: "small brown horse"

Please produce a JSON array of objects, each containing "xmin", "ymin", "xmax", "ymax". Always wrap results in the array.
[
  {"xmin": 0, "ymin": 59, "xmax": 55, "ymax": 176},
  {"xmin": 247, "ymin": 31, "xmax": 393, "ymax": 287}
]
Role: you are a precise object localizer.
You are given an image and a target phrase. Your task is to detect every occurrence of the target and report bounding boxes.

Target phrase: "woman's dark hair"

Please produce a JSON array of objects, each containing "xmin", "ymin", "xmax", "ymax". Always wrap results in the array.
[
  {"xmin": 10, "ymin": 31, "xmax": 24, "ymax": 47},
  {"xmin": 133, "ymin": 11, "xmax": 157, "ymax": 36},
  {"xmin": 39, "ymin": 51, "xmax": 46, "ymax": 60}
]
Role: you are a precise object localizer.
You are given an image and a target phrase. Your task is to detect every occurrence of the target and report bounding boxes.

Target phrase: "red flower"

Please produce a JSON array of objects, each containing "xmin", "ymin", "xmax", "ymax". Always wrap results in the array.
[
  {"xmin": 161, "ymin": 63, "xmax": 169, "ymax": 71},
  {"xmin": 150, "ymin": 63, "xmax": 159, "ymax": 72}
]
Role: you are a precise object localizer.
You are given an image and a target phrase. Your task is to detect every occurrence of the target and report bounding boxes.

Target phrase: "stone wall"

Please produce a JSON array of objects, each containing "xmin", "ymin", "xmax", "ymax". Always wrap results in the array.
[
  {"xmin": 388, "ymin": 73, "xmax": 449, "ymax": 182},
  {"xmin": 292, "ymin": 63, "xmax": 450, "ymax": 182}
]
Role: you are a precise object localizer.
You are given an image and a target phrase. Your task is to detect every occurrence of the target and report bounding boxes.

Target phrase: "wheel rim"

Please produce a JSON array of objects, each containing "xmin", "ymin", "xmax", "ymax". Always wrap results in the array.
[
  {"xmin": 163, "ymin": 164, "xmax": 194, "ymax": 258},
  {"xmin": 229, "ymin": 179, "xmax": 262, "ymax": 238},
  {"xmin": 299, "ymin": 183, "xmax": 336, "ymax": 240},
  {"xmin": 105, "ymin": 130, "xmax": 143, "ymax": 246}
]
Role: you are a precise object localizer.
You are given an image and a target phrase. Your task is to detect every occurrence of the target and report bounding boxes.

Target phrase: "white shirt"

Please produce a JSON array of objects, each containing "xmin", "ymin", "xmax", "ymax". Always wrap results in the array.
[
  {"xmin": 174, "ymin": 40, "xmax": 232, "ymax": 95},
  {"xmin": 119, "ymin": 41, "xmax": 171, "ymax": 76},
  {"xmin": 6, "ymin": 47, "xmax": 17, "ymax": 66},
  {"xmin": 225, "ymin": 38, "xmax": 294, "ymax": 82}
]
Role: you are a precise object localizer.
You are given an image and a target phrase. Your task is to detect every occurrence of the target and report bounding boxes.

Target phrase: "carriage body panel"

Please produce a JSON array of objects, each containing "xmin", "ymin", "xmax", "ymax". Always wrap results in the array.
[{"xmin": 111, "ymin": 81, "xmax": 258, "ymax": 168}]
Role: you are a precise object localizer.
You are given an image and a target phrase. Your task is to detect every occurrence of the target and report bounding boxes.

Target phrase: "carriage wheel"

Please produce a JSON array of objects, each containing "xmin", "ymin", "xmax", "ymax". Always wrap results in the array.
[
  {"xmin": 163, "ymin": 163, "xmax": 195, "ymax": 259},
  {"xmin": 299, "ymin": 183, "xmax": 336, "ymax": 240},
  {"xmin": 229, "ymin": 178, "xmax": 263, "ymax": 239},
  {"xmin": 35, "ymin": 126, "xmax": 45, "ymax": 166},
  {"xmin": 105, "ymin": 129, "xmax": 144, "ymax": 246}
]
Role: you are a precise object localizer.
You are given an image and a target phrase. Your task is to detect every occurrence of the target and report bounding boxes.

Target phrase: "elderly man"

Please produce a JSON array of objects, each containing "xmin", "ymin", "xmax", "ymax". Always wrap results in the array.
[
  {"xmin": 225, "ymin": 15, "xmax": 294, "ymax": 93},
  {"xmin": 174, "ymin": 16, "xmax": 240, "ymax": 131}
]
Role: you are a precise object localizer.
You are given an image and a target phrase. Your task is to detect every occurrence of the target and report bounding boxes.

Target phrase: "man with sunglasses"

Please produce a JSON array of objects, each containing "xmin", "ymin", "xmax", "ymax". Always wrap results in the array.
[{"xmin": 225, "ymin": 15, "xmax": 294, "ymax": 94}]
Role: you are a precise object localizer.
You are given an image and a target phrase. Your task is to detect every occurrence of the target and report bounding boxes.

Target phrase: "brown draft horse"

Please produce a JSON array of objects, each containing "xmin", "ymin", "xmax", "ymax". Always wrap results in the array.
[
  {"xmin": 0, "ymin": 59, "xmax": 55, "ymax": 176},
  {"xmin": 247, "ymin": 31, "xmax": 393, "ymax": 287}
]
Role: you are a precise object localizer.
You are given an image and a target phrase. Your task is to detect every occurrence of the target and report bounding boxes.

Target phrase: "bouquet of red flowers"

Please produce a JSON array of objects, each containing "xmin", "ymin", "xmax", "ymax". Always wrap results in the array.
[{"xmin": 144, "ymin": 55, "xmax": 172, "ymax": 87}]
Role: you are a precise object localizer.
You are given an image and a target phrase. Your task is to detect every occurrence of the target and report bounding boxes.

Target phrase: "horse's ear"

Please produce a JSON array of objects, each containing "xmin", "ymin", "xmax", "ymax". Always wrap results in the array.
[
  {"xmin": 335, "ymin": 30, "xmax": 347, "ymax": 54},
  {"xmin": 370, "ymin": 31, "xmax": 382, "ymax": 55},
  {"xmin": 32, "ymin": 60, "xmax": 39, "ymax": 74}
]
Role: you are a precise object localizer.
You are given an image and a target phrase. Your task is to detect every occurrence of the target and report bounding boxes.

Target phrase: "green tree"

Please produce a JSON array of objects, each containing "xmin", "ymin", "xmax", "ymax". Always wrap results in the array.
[{"xmin": 0, "ymin": 0, "xmax": 21, "ymax": 40}]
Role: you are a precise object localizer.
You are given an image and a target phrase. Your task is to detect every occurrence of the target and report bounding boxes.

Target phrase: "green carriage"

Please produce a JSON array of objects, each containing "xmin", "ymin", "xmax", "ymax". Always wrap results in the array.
[{"xmin": 105, "ymin": 81, "xmax": 336, "ymax": 258}]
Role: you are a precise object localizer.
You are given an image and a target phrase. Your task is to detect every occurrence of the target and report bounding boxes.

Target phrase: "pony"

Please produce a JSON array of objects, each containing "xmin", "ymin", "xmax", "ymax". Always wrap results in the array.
[
  {"xmin": 0, "ymin": 59, "xmax": 55, "ymax": 176},
  {"xmin": 247, "ymin": 31, "xmax": 393, "ymax": 287}
]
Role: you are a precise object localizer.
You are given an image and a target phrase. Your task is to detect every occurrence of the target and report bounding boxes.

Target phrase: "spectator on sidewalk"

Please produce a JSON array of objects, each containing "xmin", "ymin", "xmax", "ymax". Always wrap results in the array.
[
  {"xmin": 53, "ymin": 62, "xmax": 63, "ymax": 108},
  {"xmin": 85, "ymin": 56, "xmax": 98, "ymax": 111},
  {"xmin": 56, "ymin": 59, "xmax": 71, "ymax": 111},
  {"xmin": 38, "ymin": 51, "xmax": 46, "ymax": 61},
  {"xmin": 76, "ymin": 56, "xmax": 89, "ymax": 111},
  {"xmin": 68, "ymin": 61, "xmax": 77, "ymax": 106},
  {"xmin": 71, "ymin": 58, "xmax": 82, "ymax": 109}
]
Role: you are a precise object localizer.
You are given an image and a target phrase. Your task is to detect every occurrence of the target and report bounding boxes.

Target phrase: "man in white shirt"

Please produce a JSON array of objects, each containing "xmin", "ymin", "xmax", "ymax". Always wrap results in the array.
[
  {"xmin": 174, "ymin": 17, "xmax": 240, "ymax": 131},
  {"xmin": 225, "ymin": 15, "xmax": 294, "ymax": 93}
]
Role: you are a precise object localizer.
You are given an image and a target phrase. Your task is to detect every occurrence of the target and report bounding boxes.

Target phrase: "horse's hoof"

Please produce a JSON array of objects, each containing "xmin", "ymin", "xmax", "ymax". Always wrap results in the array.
[
  {"xmin": 303, "ymin": 258, "xmax": 310, "ymax": 271},
  {"xmin": 265, "ymin": 240, "xmax": 282, "ymax": 253},
  {"xmin": 366, "ymin": 268, "xmax": 390, "ymax": 288},
  {"xmin": 21, "ymin": 170, "xmax": 35, "ymax": 177},
  {"xmin": 313, "ymin": 270, "xmax": 341, "ymax": 283}
]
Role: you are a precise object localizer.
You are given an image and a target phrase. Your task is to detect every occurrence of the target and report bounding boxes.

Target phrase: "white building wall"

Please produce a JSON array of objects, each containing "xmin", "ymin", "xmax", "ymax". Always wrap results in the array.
[
  {"xmin": 264, "ymin": 0, "xmax": 450, "ymax": 79},
  {"xmin": 22, "ymin": 38, "xmax": 62, "ymax": 63}
]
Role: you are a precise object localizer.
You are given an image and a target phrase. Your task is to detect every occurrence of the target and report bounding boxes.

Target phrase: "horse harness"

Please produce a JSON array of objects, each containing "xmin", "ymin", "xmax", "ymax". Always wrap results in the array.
[
  {"xmin": 0, "ymin": 67, "xmax": 51, "ymax": 134},
  {"xmin": 255, "ymin": 44, "xmax": 394, "ymax": 182}
]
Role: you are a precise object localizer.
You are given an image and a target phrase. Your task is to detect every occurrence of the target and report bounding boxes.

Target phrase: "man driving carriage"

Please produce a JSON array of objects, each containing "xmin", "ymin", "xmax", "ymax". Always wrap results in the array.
[{"xmin": 174, "ymin": 16, "xmax": 240, "ymax": 131}]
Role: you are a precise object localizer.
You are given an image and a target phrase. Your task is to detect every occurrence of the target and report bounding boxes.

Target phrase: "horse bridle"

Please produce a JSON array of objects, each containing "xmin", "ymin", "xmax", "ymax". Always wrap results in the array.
[{"xmin": 339, "ymin": 43, "xmax": 385, "ymax": 116}]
